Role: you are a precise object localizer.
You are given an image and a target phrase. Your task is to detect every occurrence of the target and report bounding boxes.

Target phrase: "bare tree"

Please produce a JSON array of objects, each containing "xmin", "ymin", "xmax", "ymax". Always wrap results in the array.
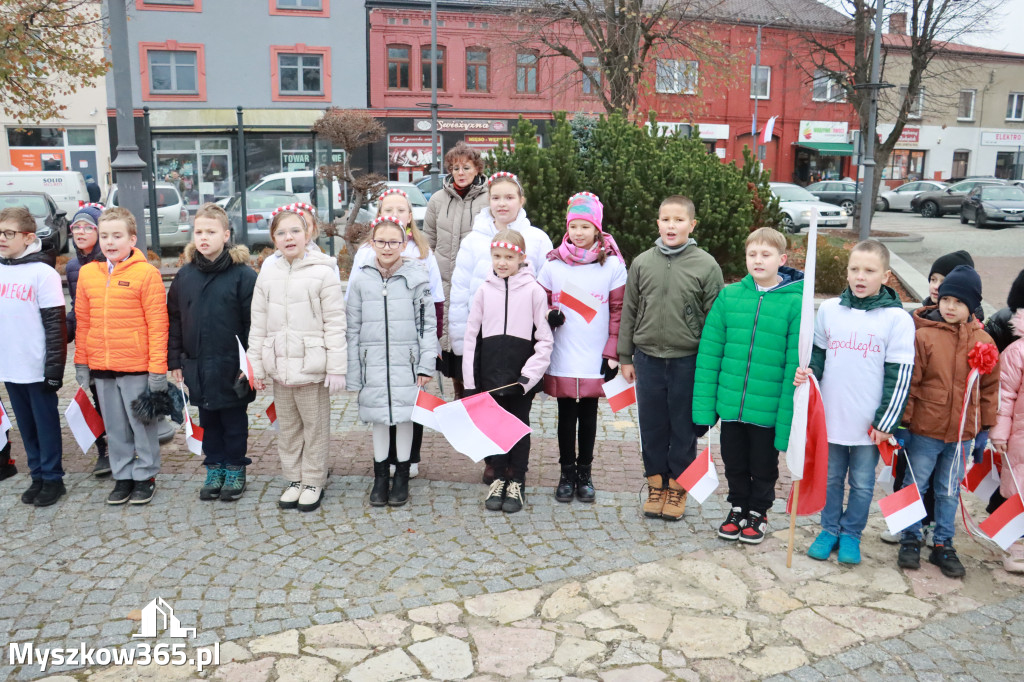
[{"xmin": 0, "ymin": 0, "xmax": 109, "ymax": 121}]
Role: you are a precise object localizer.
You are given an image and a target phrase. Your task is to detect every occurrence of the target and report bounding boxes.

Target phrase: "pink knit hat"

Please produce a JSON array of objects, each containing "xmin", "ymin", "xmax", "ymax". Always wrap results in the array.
[{"xmin": 566, "ymin": 192, "xmax": 603, "ymax": 232}]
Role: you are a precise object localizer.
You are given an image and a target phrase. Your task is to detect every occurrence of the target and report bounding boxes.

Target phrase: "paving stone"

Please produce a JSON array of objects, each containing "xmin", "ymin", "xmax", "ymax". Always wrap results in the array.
[
  {"xmin": 815, "ymin": 606, "xmax": 921, "ymax": 639},
  {"xmin": 611, "ymin": 603, "xmax": 672, "ymax": 640},
  {"xmin": 470, "ymin": 626, "xmax": 556, "ymax": 676},
  {"xmin": 741, "ymin": 646, "xmax": 810, "ymax": 676},
  {"xmin": 408, "ymin": 635, "xmax": 474, "ymax": 680},
  {"xmin": 248, "ymin": 628, "xmax": 299, "ymax": 655},
  {"xmin": 464, "ymin": 588, "xmax": 542, "ymax": 624},
  {"xmin": 598, "ymin": 664, "xmax": 667, "ymax": 682},
  {"xmin": 406, "ymin": 602, "xmax": 462, "ymax": 625},
  {"xmin": 345, "ymin": 648, "xmax": 419, "ymax": 682},
  {"xmin": 781, "ymin": 609, "xmax": 861, "ymax": 657},
  {"xmin": 585, "ymin": 571, "xmax": 637, "ymax": 605},
  {"xmin": 274, "ymin": 655, "xmax": 338, "ymax": 682},
  {"xmin": 540, "ymin": 582, "xmax": 592, "ymax": 620},
  {"xmin": 551, "ymin": 636, "xmax": 606, "ymax": 672},
  {"xmin": 666, "ymin": 615, "xmax": 751, "ymax": 659},
  {"xmin": 302, "ymin": 647, "xmax": 371, "ymax": 669}
]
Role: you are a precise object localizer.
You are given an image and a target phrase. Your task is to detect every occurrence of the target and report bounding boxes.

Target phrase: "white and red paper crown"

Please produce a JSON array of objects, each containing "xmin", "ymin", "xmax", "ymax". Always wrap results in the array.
[
  {"xmin": 490, "ymin": 240, "xmax": 522, "ymax": 253},
  {"xmin": 487, "ymin": 171, "xmax": 522, "ymax": 189},
  {"xmin": 270, "ymin": 202, "xmax": 316, "ymax": 218},
  {"xmin": 370, "ymin": 215, "xmax": 407, "ymax": 231},
  {"xmin": 379, "ymin": 188, "xmax": 409, "ymax": 200}
]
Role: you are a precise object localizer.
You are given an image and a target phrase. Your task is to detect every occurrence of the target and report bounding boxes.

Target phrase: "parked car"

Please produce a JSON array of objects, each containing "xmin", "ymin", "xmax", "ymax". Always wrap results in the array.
[
  {"xmin": 249, "ymin": 170, "xmax": 342, "ymax": 206},
  {"xmin": 878, "ymin": 180, "xmax": 948, "ymax": 212},
  {"xmin": 364, "ymin": 182, "xmax": 429, "ymax": 228},
  {"xmin": 414, "ymin": 174, "xmax": 444, "ymax": 200},
  {"xmin": 0, "ymin": 171, "xmax": 89, "ymax": 217},
  {"xmin": 223, "ymin": 191, "xmax": 300, "ymax": 247},
  {"xmin": 0, "ymin": 191, "xmax": 69, "ymax": 253},
  {"xmin": 768, "ymin": 183, "xmax": 849, "ymax": 232},
  {"xmin": 910, "ymin": 179, "xmax": 1005, "ymax": 217},
  {"xmin": 960, "ymin": 184, "xmax": 1024, "ymax": 228},
  {"xmin": 104, "ymin": 183, "xmax": 191, "ymax": 250}
]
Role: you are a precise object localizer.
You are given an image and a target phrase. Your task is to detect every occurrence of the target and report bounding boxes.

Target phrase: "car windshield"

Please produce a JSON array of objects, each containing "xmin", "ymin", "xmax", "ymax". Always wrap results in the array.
[
  {"xmin": 0, "ymin": 195, "xmax": 48, "ymax": 217},
  {"xmin": 244, "ymin": 193, "xmax": 299, "ymax": 212},
  {"xmin": 772, "ymin": 185, "xmax": 817, "ymax": 202},
  {"xmin": 981, "ymin": 187, "xmax": 1024, "ymax": 201}
]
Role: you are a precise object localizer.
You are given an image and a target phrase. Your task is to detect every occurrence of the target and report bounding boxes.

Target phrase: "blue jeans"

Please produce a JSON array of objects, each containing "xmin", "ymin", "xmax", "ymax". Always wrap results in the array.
[
  {"xmin": 634, "ymin": 350, "xmax": 697, "ymax": 478},
  {"xmin": 4, "ymin": 381, "xmax": 64, "ymax": 480},
  {"xmin": 819, "ymin": 443, "xmax": 878, "ymax": 540},
  {"xmin": 901, "ymin": 433, "xmax": 971, "ymax": 547}
]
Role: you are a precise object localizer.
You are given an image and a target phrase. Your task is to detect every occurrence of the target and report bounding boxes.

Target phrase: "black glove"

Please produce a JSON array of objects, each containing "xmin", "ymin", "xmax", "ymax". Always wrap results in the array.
[
  {"xmin": 601, "ymin": 359, "xmax": 618, "ymax": 382},
  {"xmin": 43, "ymin": 377, "xmax": 62, "ymax": 393},
  {"xmin": 694, "ymin": 423, "xmax": 711, "ymax": 438},
  {"xmin": 547, "ymin": 309, "xmax": 565, "ymax": 328}
]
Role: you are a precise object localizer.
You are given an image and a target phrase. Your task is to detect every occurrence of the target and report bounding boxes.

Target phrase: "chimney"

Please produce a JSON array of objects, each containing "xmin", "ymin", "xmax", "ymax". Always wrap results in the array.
[{"xmin": 889, "ymin": 12, "xmax": 907, "ymax": 35}]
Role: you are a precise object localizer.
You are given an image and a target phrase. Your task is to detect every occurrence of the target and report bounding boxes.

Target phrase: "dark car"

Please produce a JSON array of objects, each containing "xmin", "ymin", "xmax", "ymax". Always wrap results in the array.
[
  {"xmin": 0, "ymin": 191, "xmax": 68, "ymax": 253},
  {"xmin": 224, "ymin": 191, "xmax": 300, "ymax": 247},
  {"xmin": 805, "ymin": 181, "xmax": 861, "ymax": 213},
  {"xmin": 960, "ymin": 185, "xmax": 1024, "ymax": 228},
  {"xmin": 910, "ymin": 179, "xmax": 1006, "ymax": 218}
]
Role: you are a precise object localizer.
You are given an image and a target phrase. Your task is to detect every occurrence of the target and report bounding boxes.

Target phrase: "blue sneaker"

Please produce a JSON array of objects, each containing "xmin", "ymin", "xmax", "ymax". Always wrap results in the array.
[
  {"xmin": 837, "ymin": 534, "xmax": 861, "ymax": 565},
  {"xmin": 807, "ymin": 530, "xmax": 839, "ymax": 561}
]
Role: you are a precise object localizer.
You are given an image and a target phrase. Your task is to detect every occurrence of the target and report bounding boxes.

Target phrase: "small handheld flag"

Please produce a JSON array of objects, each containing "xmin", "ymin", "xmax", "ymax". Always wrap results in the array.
[
  {"xmin": 979, "ymin": 494, "xmax": 1024, "ymax": 551},
  {"xmin": 0, "ymin": 397, "xmax": 10, "ymax": 450},
  {"xmin": 676, "ymin": 445, "xmax": 718, "ymax": 505},
  {"xmin": 432, "ymin": 392, "xmax": 531, "ymax": 462},
  {"xmin": 64, "ymin": 388, "xmax": 105, "ymax": 454},
  {"xmin": 557, "ymin": 281, "xmax": 601, "ymax": 324},
  {"xmin": 602, "ymin": 375, "xmax": 636, "ymax": 413},
  {"xmin": 179, "ymin": 386, "xmax": 204, "ymax": 455},
  {"xmin": 962, "ymin": 455, "xmax": 1001, "ymax": 503},
  {"xmin": 878, "ymin": 484, "xmax": 927, "ymax": 535},
  {"xmin": 411, "ymin": 390, "xmax": 445, "ymax": 431},
  {"xmin": 265, "ymin": 402, "xmax": 278, "ymax": 430},
  {"xmin": 237, "ymin": 336, "xmax": 255, "ymax": 389}
]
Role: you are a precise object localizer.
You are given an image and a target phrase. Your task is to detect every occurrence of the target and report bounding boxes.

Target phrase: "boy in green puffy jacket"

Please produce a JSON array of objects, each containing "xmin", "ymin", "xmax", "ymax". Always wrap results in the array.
[{"xmin": 694, "ymin": 227, "xmax": 803, "ymax": 544}]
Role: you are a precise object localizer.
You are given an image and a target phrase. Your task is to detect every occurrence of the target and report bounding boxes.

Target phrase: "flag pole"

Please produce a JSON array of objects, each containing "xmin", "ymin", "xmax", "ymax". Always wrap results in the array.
[
  {"xmin": 485, "ymin": 382, "xmax": 522, "ymax": 394},
  {"xmin": 787, "ymin": 480, "xmax": 800, "ymax": 568}
]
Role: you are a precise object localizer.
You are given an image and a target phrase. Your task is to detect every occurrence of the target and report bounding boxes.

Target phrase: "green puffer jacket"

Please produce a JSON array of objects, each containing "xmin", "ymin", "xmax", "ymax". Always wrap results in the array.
[{"xmin": 693, "ymin": 266, "xmax": 804, "ymax": 451}]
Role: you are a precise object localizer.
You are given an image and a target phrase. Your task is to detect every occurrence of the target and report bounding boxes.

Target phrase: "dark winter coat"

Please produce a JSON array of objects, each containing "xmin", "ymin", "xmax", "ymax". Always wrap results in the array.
[
  {"xmin": 986, "ymin": 307, "xmax": 1018, "ymax": 353},
  {"xmin": 65, "ymin": 239, "xmax": 105, "ymax": 343},
  {"xmin": 167, "ymin": 244, "xmax": 257, "ymax": 410}
]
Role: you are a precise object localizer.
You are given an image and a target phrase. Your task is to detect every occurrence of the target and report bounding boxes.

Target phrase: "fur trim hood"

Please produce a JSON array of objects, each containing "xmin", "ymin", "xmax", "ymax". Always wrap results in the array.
[{"xmin": 183, "ymin": 242, "xmax": 252, "ymax": 265}]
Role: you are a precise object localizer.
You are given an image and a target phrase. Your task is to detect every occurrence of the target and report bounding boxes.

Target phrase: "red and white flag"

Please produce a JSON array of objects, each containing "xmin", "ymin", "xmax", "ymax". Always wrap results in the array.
[
  {"xmin": 265, "ymin": 402, "xmax": 278, "ymax": 430},
  {"xmin": 979, "ymin": 494, "xmax": 1024, "ymax": 551},
  {"xmin": 676, "ymin": 445, "xmax": 719, "ymax": 504},
  {"xmin": 761, "ymin": 116, "xmax": 778, "ymax": 145},
  {"xmin": 184, "ymin": 413, "xmax": 204, "ymax": 456},
  {"xmin": 237, "ymin": 335, "xmax": 255, "ymax": 388},
  {"xmin": 411, "ymin": 390, "xmax": 445, "ymax": 431},
  {"xmin": 878, "ymin": 483, "xmax": 928, "ymax": 535},
  {"xmin": 0, "ymin": 397, "xmax": 11, "ymax": 450},
  {"xmin": 875, "ymin": 436, "xmax": 902, "ymax": 484},
  {"xmin": 557, "ymin": 281, "xmax": 601, "ymax": 324},
  {"xmin": 64, "ymin": 387, "xmax": 105, "ymax": 454},
  {"xmin": 433, "ymin": 392, "xmax": 531, "ymax": 462},
  {"xmin": 962, "ymin": 456, "xmax": 1001, "ymax": 503},
  {"xmin": 602, "ymin": 375, "xmax": 636, "ymax": 413}
]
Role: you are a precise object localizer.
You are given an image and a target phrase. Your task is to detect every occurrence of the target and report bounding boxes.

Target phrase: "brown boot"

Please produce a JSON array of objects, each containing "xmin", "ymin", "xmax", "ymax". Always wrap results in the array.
[
  {"xmin": 662, "ymin": 477, "xmax": 687, "ymax": 521},
  {"xmin": 643, "ymin": 475, "xmax": 667, "ymax": 518}
]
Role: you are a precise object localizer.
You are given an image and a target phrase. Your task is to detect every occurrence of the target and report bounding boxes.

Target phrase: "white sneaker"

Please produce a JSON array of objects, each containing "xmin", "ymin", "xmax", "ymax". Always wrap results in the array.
[
  {"xmin": 297, "ymin": 485, "xmax": 323, "ymax": 512},
  {"xmin": 409, "ymin": 463, "xmax": 419, "ymax": 478},
  {"xmin": 880, "ymin": 530, "xmax": 900, "ymax": 544},
  {"xmin": 279, "ymin": 481, "xmax": 301, "ymax": 509}
]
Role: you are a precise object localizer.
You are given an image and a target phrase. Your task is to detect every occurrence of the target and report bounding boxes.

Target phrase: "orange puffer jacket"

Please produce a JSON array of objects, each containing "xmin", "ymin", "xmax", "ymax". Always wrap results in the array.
[{"xmin": 73, "ymin": 248, "xmax": 169, "ymax": 374}]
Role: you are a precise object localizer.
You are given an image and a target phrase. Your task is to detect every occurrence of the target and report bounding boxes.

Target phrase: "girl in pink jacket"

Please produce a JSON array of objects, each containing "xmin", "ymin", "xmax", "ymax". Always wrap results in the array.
[
  {"xmin": 463, "ymin": 230, "xmax": 553, "ymax": 514},
  {"xmin": 992, "ymin": 309, "xmax": 1024, "ymax": 573}
]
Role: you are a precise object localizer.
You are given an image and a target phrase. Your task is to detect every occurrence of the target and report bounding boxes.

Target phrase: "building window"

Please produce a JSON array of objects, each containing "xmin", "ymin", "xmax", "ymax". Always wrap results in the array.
[
  {"xmin": 1007, "ymin": 93, "xmax": 1024, "ymax": 121},
  {"xmin": 388, "ymin": 44, "xmax": 411, "ymax": 90},
  {"xmin": 957, "ymin": 89, "xmax": 976, "ymax": 121},
  {"xmin": 277, "ymin": 0, "xmax": 320, "ymax": 8},
  {"xmin": 421, "ymin": 46, "xmax": 445, "ymax": 90},
  {"xmin": 898, "ymin": 86, "xmax": 925, "ymax": 119},
  {"xmin": 582, "ymin": 54, "xmax": 601, "ymax": 95},
  {"xmin": 750, "ymin": 65, "xmax": 770, "ymax": 99},
  {"xmin": 466, "ymin": 48, "xmax": 489, "ymax": 92},
  {"xmin": 268, "ymin": 0, "xmax": 328, "ymax": 16},
  {"xmin": 655, "ymin": 59, "xmax": 698, "ymax": 95},
  {"xmin": 516, "ymin": 51, "xmax": 538, "ymax": 93},
  {"xmin": 150, "ymin": 50, "xmax": 198, "ymax": 94},
  {"xmin": 136, "ymin": 0, "xmax": 202, "ymax": 11},
  {"xmin": 279, "ymin": 53, "xmax": 322, "ymax": 95},
  {"xmin": 812, "ymin": 69, "xmax": 845, "ymax": 102},
  {"xmin": 952, "ymin": 150, "xmax": 970, "ymax": 178}
]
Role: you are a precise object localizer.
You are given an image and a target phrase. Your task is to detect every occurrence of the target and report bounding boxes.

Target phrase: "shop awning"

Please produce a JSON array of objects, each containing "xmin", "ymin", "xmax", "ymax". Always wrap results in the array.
[{"xmin": 795, "ymin": 142, "xmax": 854, "ymax": 156}]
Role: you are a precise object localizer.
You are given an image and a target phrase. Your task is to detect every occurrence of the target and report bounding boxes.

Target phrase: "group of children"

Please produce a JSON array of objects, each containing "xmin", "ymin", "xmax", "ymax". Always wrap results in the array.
[{"xmin": 1, "ymin": 170, "xmax": 1023, "ymax": 578}]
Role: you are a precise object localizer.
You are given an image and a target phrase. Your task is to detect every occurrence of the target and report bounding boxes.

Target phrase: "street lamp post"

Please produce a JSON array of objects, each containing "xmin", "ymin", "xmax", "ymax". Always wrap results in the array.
[
  {"xmin": 429, "ymin": 0, "xmax": 439, "ymax": 184},
  {"xmin": 858, "ymin": 0, "xmax": 886, "ymax": 240}
]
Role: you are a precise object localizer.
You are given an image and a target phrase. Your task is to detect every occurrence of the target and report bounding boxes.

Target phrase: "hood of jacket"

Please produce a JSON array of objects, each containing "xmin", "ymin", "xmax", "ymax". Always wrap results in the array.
[
  {"xmin": 73, "ymin": 237, "xmax": 105, "ymax": 266},
  {"xmin": 0, "ymin": 236, "xmax": 56, "ymax": 267},
  {"xmin": 913, "ymin": 304, "xmax": 970, "ymax": 333},
  {"xmin": 269, "ymin": 247, "xmax": 336, "ymax": 272},
  {"xmin": 107, "ymin": 247, "xmax": 152, "ymax": 275},
  {"xmin": 471, "ymin": 206, "xmax": 533, "ymax": 239},
  {"xmin": 839, "ymin": 283, "xmax": 903, "ymax": 311},
  {"xmin": 183, "ymin": 242, "xmax": 252, "ymax": 266},
  {"xmin": 739, "ymin": 265, "xmax": 805, "ymax": 291},
  {"xmin": 356, "ymin": 256, "xmax": 429, "ymax": 289},
  {"xmin": 1011, "ymin": 308, "xmax": 1024, "ymax": 339},
  {"xmin": 482, "ymin": 266, "xmax": 536, "ymax": 292},
  {"xmin": 442, "ymin": 173, "xmax": 487, "ymax": 201}
]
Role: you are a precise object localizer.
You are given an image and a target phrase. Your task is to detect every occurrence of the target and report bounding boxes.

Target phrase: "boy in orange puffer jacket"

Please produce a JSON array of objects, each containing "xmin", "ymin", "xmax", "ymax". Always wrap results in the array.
[{"xmin": 74, "ymin": 207, "xmax": 169, "ymax": 506}]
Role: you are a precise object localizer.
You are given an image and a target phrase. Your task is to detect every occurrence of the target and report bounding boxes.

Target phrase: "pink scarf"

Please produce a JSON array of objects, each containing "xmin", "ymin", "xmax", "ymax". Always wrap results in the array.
[{"xmin": 549, "ymin": 231, "xmax": 623, "ymax": 265}]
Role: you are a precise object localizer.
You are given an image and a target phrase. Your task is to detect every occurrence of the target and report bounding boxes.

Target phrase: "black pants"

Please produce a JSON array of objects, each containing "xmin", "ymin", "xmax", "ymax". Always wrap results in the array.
[
  {"xmin": 893, "ymin": 449, "xmax": 935, "ymax": 525},
  {"xmin": 199, "ymin": 405, "xmax": 251, "ymax": 467},
  {"xmin": 485, "ymin": 393, "xmax": 533, "ymax": 482},
  {"xmin": 719, "ymin": 421, "xmax": 780, "ymax": 516},
  {"xmin": 387, "ymin": 422, "xmax": 423, "ymax": 465},
  {"xmin": 557, "ymin": 397, "xmax": 598, "ymax": 469},
  {"xmin": 634, "ymin": 350, "xmax": 698, "ymax": 477}
]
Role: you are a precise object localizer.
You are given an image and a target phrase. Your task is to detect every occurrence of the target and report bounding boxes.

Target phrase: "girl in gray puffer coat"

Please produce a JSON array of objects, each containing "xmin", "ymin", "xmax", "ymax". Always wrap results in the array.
[{"xmin": 347, "ymin": 217, "xmax": 436, "ymax": 508}]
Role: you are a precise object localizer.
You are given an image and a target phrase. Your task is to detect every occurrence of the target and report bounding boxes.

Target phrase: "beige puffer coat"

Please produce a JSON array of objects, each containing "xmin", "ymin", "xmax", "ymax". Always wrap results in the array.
[{"xmin": 248, "ymin": 249, "xmax": 346, "ymax": 386}]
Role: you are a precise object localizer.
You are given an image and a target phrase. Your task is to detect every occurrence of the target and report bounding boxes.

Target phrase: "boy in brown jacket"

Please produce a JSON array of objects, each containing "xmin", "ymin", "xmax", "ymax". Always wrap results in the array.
[{"xmin": 897, "ymin": 265, "xmax": 999, "ymax": 578}]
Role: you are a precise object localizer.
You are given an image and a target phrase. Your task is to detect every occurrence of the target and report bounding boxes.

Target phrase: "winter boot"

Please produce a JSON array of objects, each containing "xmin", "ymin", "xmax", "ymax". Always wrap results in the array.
[
  {"xmin": 575, "ymin": 466, "xmax": 596, "ymax": 503},
  {"xmin": 34, "ymin": 480, "xmax": 66, "ymax": 507},
  {"xmin": 389, "ymin": 461, "xmax": 410, "ymax": 507},
  {"xmin": 643, "ymin": 475, "xmax": 667, "ymax": 518},
  {"xmin": 370, "ymin": 461, "xmax": 390, "ymax": 507},
  {"xmin": 929, "ymin": 543, "xmax": 966, "ymax": 578},
  {"xmin": 661, "ymin": 477, "xmax": 687, "ymax": 521},
  {"xmin": 93, "ymin": 436, "xmax": 110, "ymax": 477},
  {"xmin": 220, "ymin": 465, "xmax": 246, "ymax": 501},
  {"xmin": 200, "ymin": 464, "xmax": 225, "ymax": 501},
  {"xmin": 555, "ymin": 465, "xmax": 575, "ymax": 503}
]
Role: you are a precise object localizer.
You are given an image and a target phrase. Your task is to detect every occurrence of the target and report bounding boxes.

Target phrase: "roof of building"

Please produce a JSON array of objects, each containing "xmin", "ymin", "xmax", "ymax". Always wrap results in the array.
[{"xmin": 883, "ymin": 33, "xmax": 1024, "ymax": 60}]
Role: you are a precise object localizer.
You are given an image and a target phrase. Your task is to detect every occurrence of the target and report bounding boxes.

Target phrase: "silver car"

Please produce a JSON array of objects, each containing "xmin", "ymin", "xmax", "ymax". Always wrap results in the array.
[
  {"xmin": 104, "ymin": 183, "xmax": 191, "ymax": 250},
  {"xmin": 769, "ymin": 183, "xmax": 849, "ymax": 232},
  {"xmin": 224, "ymin": 191, "xmax": 301, "ymax": 248},
  {"xmin": 878, "ymin": 181, "xmax": 948, "ymax": 212}
]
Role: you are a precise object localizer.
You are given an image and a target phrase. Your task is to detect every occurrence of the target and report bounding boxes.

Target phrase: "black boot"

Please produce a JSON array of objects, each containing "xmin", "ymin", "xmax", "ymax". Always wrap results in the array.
[
  {"xmin": 555, "ymin": 465, "xmax": 575, "ymax": 503},
  {"xmin": 369, "ymin": 461, "xmax": 390, "ymax": 507},
  {"xmin": 575, "ymin": 466, "xmax": 596, "ymax": 503},
  {"xmin": 389, "ymin": 461, "xmax": 410, "ymax": 506}
]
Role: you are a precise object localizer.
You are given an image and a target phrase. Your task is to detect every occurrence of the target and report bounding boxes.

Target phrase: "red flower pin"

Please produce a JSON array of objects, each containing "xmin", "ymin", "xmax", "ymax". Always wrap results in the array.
[{"xmin": 968, "ymin": 342, "xmax": 998, "ymax": 375}]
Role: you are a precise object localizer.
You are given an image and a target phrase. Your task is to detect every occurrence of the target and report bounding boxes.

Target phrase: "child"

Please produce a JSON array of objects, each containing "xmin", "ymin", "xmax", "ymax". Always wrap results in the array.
[
  {"xmin": 264, "ymin": 203, "xmax": 336, "ymax": 270},
  {"xmin": 167, "ymin": 203, "xmax": 257, "ymax": 502},
  {"xmin": 991, "ymin": 308, "xmax": 1024, "ymax": 573},
  {"xmin": 65, "ymin": 203, "xmax": 110, "ymax": 477},
  {"xmin": 538, "ymin": 192, "xmax": 626, "ymax": 503},
  {"xmin": 618, "ymin": 195, "xmax": 723, "ymax": 521},
  {"xmin": 897, "ymin": 265, "xmax": 999, "ymax": 578},
  {"xmin": 463, "ymin": 229, "xmax": 553, "ymax": 513},
  {"xmin": 694, "ymin": 227, "xmax": 802, "ymax": 543},
  {"xmin": 0, "ymin": 206, "xmax": 67, "ymax": 506},
  {"xmin": 74, "ymin": 207, "xmax": 169, "ymax": 505},
  {"xmin": 346, "ymin": 216, "xmax": 436, "ymax": 507},
  {"xmin": 798, "ymin": 240, "xmax": 915, "ymax": 564},
  {"xmin": 248, "ymin": 208, "xmax": 346, "ymax": 512}
]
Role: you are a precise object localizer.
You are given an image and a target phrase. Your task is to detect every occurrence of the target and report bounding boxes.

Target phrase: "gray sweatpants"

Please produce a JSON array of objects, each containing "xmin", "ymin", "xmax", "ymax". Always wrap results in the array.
[{"xmin": 94, "ymin": 374, "xmax": 161, "ymax": 481}]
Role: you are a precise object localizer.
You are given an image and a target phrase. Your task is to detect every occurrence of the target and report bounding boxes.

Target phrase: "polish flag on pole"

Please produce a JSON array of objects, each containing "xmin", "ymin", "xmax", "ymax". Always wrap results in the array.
[
  {"xmin": 878, "ymin": 483, "xmax": 928, "ymax": 535},
  {"xmin": 184, "ymin": 413, "xmax": 204, "ymax": 456},
  {"xmin": 265, "ymin": 402, "xmax": 278, "ymax": 430},
  {"xmin": 676, "ymin": 445, "xmax": 719, "ymax": 505},
  {"xmin": 411, "ymin": 390, "xmax": 445, "ymax": 431},
  {"xmin": 602, "ymin": 375, "xmax": 637, "ymax": 413},
  {"xmin": 761, "ymin": 116, "xmax": 778, "ymax": 145},
  {"xmin": 979, "ymin": 494, "xmax": 1024, "ymax": 550},
  {"xmin": 557, "ymin": 281, "xmax": 601, "ymax": 324},
  {"xmin": 237, "ymin": 336, "xmax": 255, "ymax": 388},
  {"xmin": 962, "ymin": 456, "xmax": 1001, "ymax": 503},
  {"xmin": 64, "ymin": 387, "xmax": 105, "ymax": 454},
  {"xmin": 0, "ymin": 397, "xmax": 11, "ymax": 449},
  {"xmin": 433, "ymin": 392, "xmax": 531, "ymax": 462}
]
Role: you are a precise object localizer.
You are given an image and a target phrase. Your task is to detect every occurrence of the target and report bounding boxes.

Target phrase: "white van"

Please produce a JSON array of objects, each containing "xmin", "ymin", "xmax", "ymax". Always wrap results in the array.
[
  {"xmin": 0, "ymin": 171, "xmax": 89, "ymax": 217},
  {"xmin": 248, "ymin": 171, "xmax": 344, "ymax": 209}
]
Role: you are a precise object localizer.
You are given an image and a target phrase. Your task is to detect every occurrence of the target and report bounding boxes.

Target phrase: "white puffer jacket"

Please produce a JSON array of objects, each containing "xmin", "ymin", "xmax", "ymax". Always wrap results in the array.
[
  {"xmin": 248, "ymin": 250, "xmax": 346, "ymax": 386},
  {"xmin": 447, "ymin": 207, "xmax": 553, "ymax": 355}
]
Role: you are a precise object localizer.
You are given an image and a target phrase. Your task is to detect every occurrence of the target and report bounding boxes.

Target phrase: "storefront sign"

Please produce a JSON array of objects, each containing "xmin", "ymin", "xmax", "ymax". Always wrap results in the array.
[
  {"xmin": 280, "ymin": 150, "xmax": 343, "ymax": 171},
  {"xmin": 388, "ymin": 134, "xmax": 441, "ymax": 181},
  {"xmin": 464, "ymin": 134, "xmax": 514, "ymax": 152},
  {"xmin": 981, "ymin": 131, "xmax": 1024, "ymax": 146},
  {"xmin": 898, "ymin": 127, "xmax": 920, "ymax": 146},
  {"xmin": 414, "ymin": 119, "xmax": 508, "ymax": 132},
  {"xmin": 799, "ymin": 121, "xmax": 848, "ymax": 144},
  {"xmin": 9, "ymin": 149, "xmax": 65, "ymax": 171},
  {"xmin": 650, "ymin": 122, "xmax": 729, "ymax": 140}
]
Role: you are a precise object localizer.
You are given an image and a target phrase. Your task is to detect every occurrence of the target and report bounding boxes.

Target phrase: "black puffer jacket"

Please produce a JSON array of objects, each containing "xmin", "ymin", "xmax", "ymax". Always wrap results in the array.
[
  {"xmin": 167, "ymin": 244, "xmax": 257, "ymax": 410},
  {"xmin": 0, "ymin": 241, "xmax": 66, "ymax": 385},
  {"xmin": 65, "ymin": 239, "xmax": 105, "ymax": 343},
  {"xmin": 986, "ymin": 307, "xmax": 1017, "ymax": 353}
]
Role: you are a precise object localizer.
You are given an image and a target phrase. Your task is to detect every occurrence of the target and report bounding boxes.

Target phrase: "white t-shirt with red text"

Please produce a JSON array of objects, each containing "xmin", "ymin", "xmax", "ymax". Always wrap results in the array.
[{"xmin": 0, "ymin": 247, "xmax": 65, "ymax": 384}]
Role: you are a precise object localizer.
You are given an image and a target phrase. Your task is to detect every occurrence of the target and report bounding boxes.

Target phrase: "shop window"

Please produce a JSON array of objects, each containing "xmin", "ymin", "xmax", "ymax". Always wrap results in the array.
[
  {"xmin": 6, "ymin": 127, "xmax": 64, "ymax": 147},
  {"xmin": 655, "ymin": 59, "xmax": 697, "ymax": 95},
  {"xmin": 66, "ymin": 129, "xmax": 96, "ymax": 146},
  {"xmin": 516, "ymin": 51, "xmax": 538, "ymax": 94},
  {"xmin": 388, "ymin": 44, "xmax": 411, "ymax": 90},
  {"xmin": 140, "ymin": 42, "xmax": 206, "ymax": 101},
  {"xmin": 1007, "ymin": 93, "xmax": 1024, "ymax": 121},
  {"xmin": 952, "ymin": 150, "xmax": 970, "ymax": 178},
  {"xmin": 898, "ymin": 86, "xmax": 924, "ymax": 119},
  {"xmin": 885, "ymin": 149, "xmax": 926, "ymax": 181},
  {"xmin": 421, "ymin": 46, "xmax": 446, "ymax": 90},
  {"xmin": 750, "ymin": 65, "xmax": 770, "ymax": 99},
  {"xmin": 270, "ymin": 45, "xmax": 330, "ymax": 101},
  {"xmin": 269, "ymin": 0, "xmax": 328, "ymax": 16},
  {"xmin": 136, "ymin": 0, "xmax": 202, "ymax": 11},
  {"xmin": 582, "ymin": 54, "xmax": 601, "ymax": 95},
  {"xmin": 957, "ymin": 90, "xmax": 976, "ymax": 121},
  {"xmin": 812, "ymin": 69, "xmax": 844, "ymax": 102},
  {"xmin": 466, "ymin": 48, "xmax": 489, "ymax": 92}
]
